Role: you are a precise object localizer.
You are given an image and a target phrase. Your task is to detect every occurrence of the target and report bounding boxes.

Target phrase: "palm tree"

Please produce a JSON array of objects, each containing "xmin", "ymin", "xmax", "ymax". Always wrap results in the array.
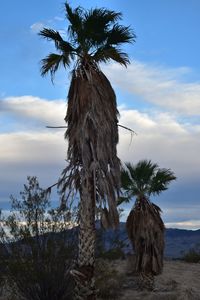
[
  {"xmin": 121, "ymin": 160, "xmax": 176, "ymax": 290},
  {"xmin": 39, "ymin": 3, "xmax": 135, "ymax": 299}
]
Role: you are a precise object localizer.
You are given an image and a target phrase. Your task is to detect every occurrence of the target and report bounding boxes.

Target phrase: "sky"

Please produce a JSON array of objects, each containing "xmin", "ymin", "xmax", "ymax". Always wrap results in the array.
[{"xmin": 0, "ymin": 0, "xmax": 200, "ymax": 230}]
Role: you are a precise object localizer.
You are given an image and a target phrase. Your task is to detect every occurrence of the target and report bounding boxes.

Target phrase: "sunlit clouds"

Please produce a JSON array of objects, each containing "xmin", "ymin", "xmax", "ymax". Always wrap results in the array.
[
  {"xmin": 0, "ymin": 93, "xmax": 199, "ymax": 229},
  {"xmin": 103, "ymin": 61, "xmax": 200, "ymax": 115}
]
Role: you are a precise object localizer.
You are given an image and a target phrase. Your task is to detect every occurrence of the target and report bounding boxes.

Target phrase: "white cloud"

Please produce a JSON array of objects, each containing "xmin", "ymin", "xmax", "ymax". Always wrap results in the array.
[
  {"xmin": 30, "ymin": 22, "xmax": 45, "ymax": 33},
  {"xmin": 165, "ymin": 220, "xmax": 200, "ymax": 230},
  {"xmin": 1, "ymin": 96, "xmax": 200, "ymax": 181},
  {"xmin": 0, "ymin": 130, "xmax": 67, "ymax": 205},
  {"xmin": 1, "ymin": 96, "xmax": 200, "ymax": 228},
  {"xmin": 0, "ymin": 131, "xmax": 65, "ymax": 163},
  {"xmin": 54, "ymin": 16, "xmax": 64, "ymax": 22},
  {"xmin": 118, "ymin": 108, "xmax": 200, "ymax": 180},
  {"xmin": 0, "ymin": 96, "xmax": 66, "ymax": 128},
  {"xmin": 103, "ymin": 61, "xmax": 200, "ymax": 115}
]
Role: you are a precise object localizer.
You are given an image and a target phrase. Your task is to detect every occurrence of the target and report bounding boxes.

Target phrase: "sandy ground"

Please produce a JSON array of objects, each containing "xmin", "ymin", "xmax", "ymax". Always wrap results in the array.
[
  {"xmin": 111, "ymin": 259, "xmax": 200, "ymax": 300},
  {"xmin": 1, "ymin": 259, "xmax": 199, "ymax": 299}
]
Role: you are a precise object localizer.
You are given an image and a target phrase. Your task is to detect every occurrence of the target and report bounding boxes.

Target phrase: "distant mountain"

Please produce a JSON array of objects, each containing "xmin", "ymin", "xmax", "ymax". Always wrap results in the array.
[
  {"xmin": 97, "ymin": 223, "xmax": 200, "ymax": 258},
  {"xmin": 165, "ymin": 228, "xmax": 200, "ymax": 258},
  {"xmin": 1, "ymin": 223, "xmax": 199, "ymax": 259}
]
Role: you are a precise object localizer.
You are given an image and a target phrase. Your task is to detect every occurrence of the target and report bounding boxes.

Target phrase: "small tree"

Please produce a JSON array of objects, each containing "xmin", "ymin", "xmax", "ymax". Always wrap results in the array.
[{"xmin": 0, "ymin": 176, "xmax": 75, "ymax": 300}]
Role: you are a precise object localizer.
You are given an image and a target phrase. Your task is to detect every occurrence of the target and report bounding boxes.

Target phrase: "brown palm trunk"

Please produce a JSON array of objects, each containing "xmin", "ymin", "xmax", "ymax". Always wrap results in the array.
[{"xmin": 73, "ymin": 176, "xmax": 96, "ymax": 300}]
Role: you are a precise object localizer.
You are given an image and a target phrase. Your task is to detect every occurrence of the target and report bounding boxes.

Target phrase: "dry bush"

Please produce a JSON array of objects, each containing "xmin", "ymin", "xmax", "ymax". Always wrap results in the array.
[
  {"xmin": 95, "ymin": 259, "xmax": 125, "ymax": 299},
  {"xmin": 182, "ymin": 249, "xmax": 200, "ymax": 263},
  {"xmin": 0, "ymin": 177, "xmax": 75, "ymax": 300}
]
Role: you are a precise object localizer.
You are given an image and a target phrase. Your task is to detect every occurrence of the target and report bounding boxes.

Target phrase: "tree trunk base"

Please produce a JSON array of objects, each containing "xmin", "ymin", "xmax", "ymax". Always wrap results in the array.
[
  {"xmin": 137, "ymin": 272, "xmax": 155, "ymax": 291},
  {"xmin": 71, "ymin": 265, "xmax": 97, "ymax": 300}
]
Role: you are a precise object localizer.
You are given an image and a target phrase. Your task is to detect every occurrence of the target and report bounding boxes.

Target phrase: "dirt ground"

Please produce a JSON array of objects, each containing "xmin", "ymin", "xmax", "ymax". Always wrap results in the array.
[
  {"xmin": 111, "ymin": 259, "xmax": 200, "ymax": 300},
  {"xmin": 1, "ymin": 259, "xmax": 199, "ymax": 299}
]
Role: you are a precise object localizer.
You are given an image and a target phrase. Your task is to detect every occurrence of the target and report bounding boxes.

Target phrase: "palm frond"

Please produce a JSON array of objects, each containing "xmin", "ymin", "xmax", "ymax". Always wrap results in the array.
[
  {"xmin": 121, "ymin": 160, "xmax": 176, "ymax": 200},
  {"xmin": 117, "ymin": 196, "xmax": 130, "ymax": 206},
  {"xmin": 59, "ymin": 66, "xmax": 121, "ymax": 229},
  {"xmin": 81, "ymin": 8, "xmax": 122, "ymax": 46},
  {"xmin": 40, "ymin": 53, "xmax": 70, "ymax": 81},
  {"xmin": 84, "ymin": 8, "xmax": 122, "ymax": 27},
  {"xmin": 149, "ymin": 169, "xmax": 176, "ymax": 196},
  {"xmin": 64, "ymin": 3, "xmax": 83, "ymax": 42},
  {"xmin": 93, "ymin": 46, "xmax": 130, "ymax": 66},
  {"xmin": 39, "ymin": 28, "xmax": 63, "ymax": 48},
  {"xmin": 121, "ymin": 167, "xmax": 132, "ymax": 190},
  {"xmin": 124, "ymin": 160, "xmax": 157, "ymax": 195},
  {"xmin": 133, "ymin": 160, "xmax": 158, "ymax": 182},
  {"xmin": 39, "ymin": 28, "xmax": 75, "ymax": 54},
  {"xmin": 107, "ymin": 24, "xmax": 135, "ymax": 45}
]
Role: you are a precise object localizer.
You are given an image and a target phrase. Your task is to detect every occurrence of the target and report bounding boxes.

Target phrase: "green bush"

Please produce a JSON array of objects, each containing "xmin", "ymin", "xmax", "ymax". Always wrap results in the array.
[
  {"xmin": 182, "ymin": 249, "xmax": 200, "ymax": 263},
  {"xmin": 0, "ymin": 176, "xmax": 75, "ymax": 300}
]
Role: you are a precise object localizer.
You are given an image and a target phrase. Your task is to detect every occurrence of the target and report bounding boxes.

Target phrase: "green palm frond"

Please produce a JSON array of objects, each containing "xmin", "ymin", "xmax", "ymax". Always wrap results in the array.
[
  {"xmin": 149, "ymin": 169, "xmax": 176, "ymax": 196},
  {"xmin": 82, "ymin": 8, "xmax": 122, "ymax": 45},
  {"xmin": 84, "ymin": 8, "xmax": 122, "ymax": 27},
  {"xmin": 117, "ymin": 196, "xmax": 130, "ymax": 206},
  {"xmin": 39, "ymin": 2, "xmax": 135, "ymax": 77},
  {"xmin": 65, "ymin": 3, "xmax": 83, "ymax": 42},
  {"xmin": 39, "ymin": 28, "xmax": 75, "ymax": 53},
  {"xmin": 93, "ymin": 46, "xmax": 130, "ymax": 66},
  {"xmin": 107, "ymin": 24, "xmax": 135, "ymax": 45},
  {"xmin": 120, "ymin": 160, "xmax": 176, "ymax": 203},
  {"xmin": 39, "ymin": 28, "xmax": 63, "ymax": 48},
  {"xmin": 40, "ymin": 53, "xmax": 70, "ymax": 81}
]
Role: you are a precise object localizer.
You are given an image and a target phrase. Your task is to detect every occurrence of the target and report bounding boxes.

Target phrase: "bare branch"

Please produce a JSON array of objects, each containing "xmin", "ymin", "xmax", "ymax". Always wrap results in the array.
[
  {"xmin": 46, "ymin": 124, "xmax": 137, "ymax": 134},
  {"xmin": 118, "ymin": 124, "xmax": 137, "ymax": 135}
]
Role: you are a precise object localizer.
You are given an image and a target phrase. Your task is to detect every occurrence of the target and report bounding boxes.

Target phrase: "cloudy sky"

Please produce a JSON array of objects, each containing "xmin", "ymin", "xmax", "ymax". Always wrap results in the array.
[{"xmin": 0, "ymin": 0, "xmax": 200, "ymax": 229}]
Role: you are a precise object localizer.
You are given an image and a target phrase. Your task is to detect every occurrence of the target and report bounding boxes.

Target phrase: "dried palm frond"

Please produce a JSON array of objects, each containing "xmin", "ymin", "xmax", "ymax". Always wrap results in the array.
[
  {"xmin": 58, "ymin": 62, "xmax": 120, "ymax": 228},
  {"xmin": 126, "ymin": 197, "xmax": 165, "ymax": 275}
]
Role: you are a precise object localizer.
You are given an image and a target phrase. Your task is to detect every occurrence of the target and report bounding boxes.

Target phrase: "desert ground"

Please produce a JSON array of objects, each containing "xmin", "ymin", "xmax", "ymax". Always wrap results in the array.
[
  {"xmin": 1, "ymin": 259, "xmax": 199, "ymax": 299},
  {"xmin": 108, "ymin": 259, "xmax": 200, "ymax": 300}
]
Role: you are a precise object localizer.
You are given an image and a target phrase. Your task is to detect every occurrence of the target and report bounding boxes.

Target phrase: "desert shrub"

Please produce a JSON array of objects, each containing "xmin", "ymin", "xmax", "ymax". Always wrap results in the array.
[
  {"xmin": 95, "ymin": 259, "xmax": 124, "ymax": 299},
  {"xmin": 98, "ymin": 247, "xmax": 125, "ymax": 260},
  {"xmin": 2, "ymin": 236, "xmax": 74, "ymax": 300},
  {"xmin": 182, "ymin": 249, "xmax": 200, "ymax": 263},
  {"xmin": 96, "ymin": 228, "xmax": 125, "ymax": 260},
  {"xmin": 0, "ymin": 176, "xmax": 76, "ymax": 300}
]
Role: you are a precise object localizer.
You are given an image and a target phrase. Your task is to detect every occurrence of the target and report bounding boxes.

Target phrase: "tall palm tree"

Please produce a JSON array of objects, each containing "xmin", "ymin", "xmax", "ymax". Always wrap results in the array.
[
  {"xmin": 121, "ymin": 160, "xmax": 176, "ymax": 290},
  {"xmin": 39, "ymin": 3, "xmax": 135, "ymax": 299}
]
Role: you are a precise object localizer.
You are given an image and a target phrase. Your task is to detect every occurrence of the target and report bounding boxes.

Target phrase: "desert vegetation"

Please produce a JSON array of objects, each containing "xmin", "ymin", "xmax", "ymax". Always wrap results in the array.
[
  {"xmin": 0, "ymin": 177, "xmax": 75, "ymax": 300},
  {"xmin": 0, "ymin": 176, "xmax": 200, "ymax": 300}
]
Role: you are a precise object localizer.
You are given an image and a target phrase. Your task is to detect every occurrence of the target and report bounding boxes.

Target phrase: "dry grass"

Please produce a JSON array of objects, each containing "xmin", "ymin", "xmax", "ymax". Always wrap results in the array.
[
  {"xmin": 96, "ymin": 258, "xmax": 200, "ymax": 300},
  {"xmin": 1, "ymin": 258, "xmax": 200, "ymax": 300}
]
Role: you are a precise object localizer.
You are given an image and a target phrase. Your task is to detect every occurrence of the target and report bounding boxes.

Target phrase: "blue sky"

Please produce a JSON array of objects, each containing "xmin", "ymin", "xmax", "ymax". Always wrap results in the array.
[{"xmin": 0, "ymin": 0, "xmax": 200, "ymax": 229}]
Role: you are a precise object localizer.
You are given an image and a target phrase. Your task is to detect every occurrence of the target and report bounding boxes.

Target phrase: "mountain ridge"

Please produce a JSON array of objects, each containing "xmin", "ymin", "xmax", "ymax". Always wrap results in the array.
[{"xmin": 100, "ymin": 222, "xmax": 200, "ymax": 258}]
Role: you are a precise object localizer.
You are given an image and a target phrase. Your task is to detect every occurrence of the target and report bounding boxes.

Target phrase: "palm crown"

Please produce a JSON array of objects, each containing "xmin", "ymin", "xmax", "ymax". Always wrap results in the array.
[
  {"xmin": 39, "ymin": 3, "xmax": 135, "ymax": 80},
  {"xmin": 121, "ymin": 160, "xmax": 176, "ymax": 201}
]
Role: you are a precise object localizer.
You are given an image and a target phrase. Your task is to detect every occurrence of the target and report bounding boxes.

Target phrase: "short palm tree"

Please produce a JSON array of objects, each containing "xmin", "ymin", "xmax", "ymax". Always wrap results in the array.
[
  {"xmin": 121, "ymin": 160, "xmax": 176, "ymax": 290},
  {"xmin": 39, "ymin": 3, "xmax": 135, "ymax": 299}
]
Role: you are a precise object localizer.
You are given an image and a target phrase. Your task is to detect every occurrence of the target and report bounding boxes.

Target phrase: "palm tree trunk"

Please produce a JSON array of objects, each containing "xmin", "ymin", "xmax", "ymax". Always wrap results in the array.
[
  {"xmin": 138, "ymin": 272, "xmax": 155, "ymax": 291},
  {"xmin": 72, "ymin": 175, "xmax": 96, "ymax": 300}
]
